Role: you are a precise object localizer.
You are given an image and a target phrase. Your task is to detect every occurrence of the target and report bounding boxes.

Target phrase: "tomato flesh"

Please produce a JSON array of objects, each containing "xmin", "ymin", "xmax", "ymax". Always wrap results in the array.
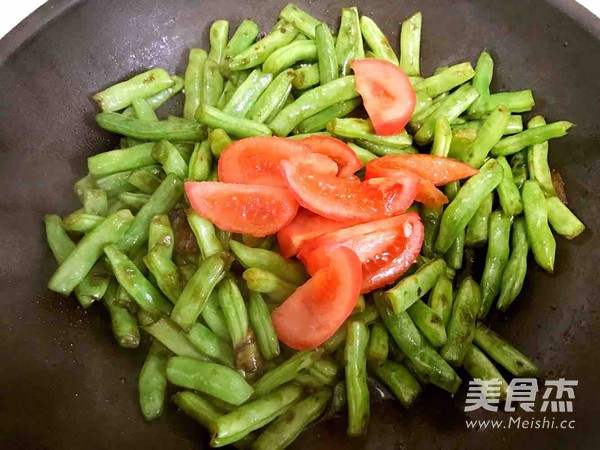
[
  {"xmin": 281, "ymin": 159, "xmax": 419, "ymax": 223},
  {"xmin": 367, "ymin": 154, "xmax": 479, "ymax": 186},
  {"xmin": 185, "ymin": 182, "xmax": 298, "ymax": 237},
  {"xmin": 298, "ymin": 213, "xmax": 424, "ymax": 293},
  {"xmin": 299, "ymin": 135, "xmax": 363, "ymax": 177},
  {"xmin": 272, "ymin": 247, "xmax": 362, "ymax": 350},
  {"xmin": 351, "ymin": 58, "xmax": 416, "ymax": 136},
  {"xmin": 277, "ymin": 208, "xmax": 349, "ymax": 258}
]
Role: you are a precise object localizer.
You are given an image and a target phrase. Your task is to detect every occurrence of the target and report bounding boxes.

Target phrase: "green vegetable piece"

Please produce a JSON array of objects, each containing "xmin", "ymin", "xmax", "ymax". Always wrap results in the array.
[
  {"xmin": 461, "ymin": 105, "xmax": 511, "ymax": 169},
  {"xmin": 263, "ymin": 41, "xmax": 317, "ymax": 75},
  {"xmin": 399, "ymin": 12, "xmax": 422, "ymax": 76},
  {"xmin": 465, "ymin": 192, "xmax": 493, "ymax": 248},
  {"xmin": 315, "ymin": 23, "xmax": 338, "ymax": 85},
  {"xmin": 496, "ymin": 155, "xmax": 523, "ymax": 216},
  {"xmin": 369, "ymin": 360, "xmax": 422, "ymax": 407},
  {"xmin": 366, "ymin": 321, "xmax": 389, "ymax": 366},
  {"xmin": 209, "ymin": 128, "xmax": 232, "ymax": 158},
  {"xmin": 201, "ymin": 58, "xmax": 225, "ymax": 108},
  {"xmin": 102, "ymin": 280, "xmax": 140, "ymax": 347},
  {"xmin": 407, "ymin": 299, "xmax": 447, "ymax": 347},
  {"xmin": 88, "ymin": 142, "xmax": 156, "ymax": 177},
  {"xmin": 243, "ymin": 268, "xmax": 297, "ymax": 303},
  {"xmin": 360, "ymin": 16, "xmax": 398, "ymax": 65},
  {"xmin": 428, "ymin": 275, "xmax": 454, "ymax": 329},
  {"xmin": 526, "ymin": 115, "xmax": 557, "ymax": 197},
  {"xmin": 328, "ymin": 117, "xmax": 413, "ymax": 149},
  {"xmin": 139, "ymin": 341, "xmax": 171, "ymax": 420},
  {"xmin": 279, "ymin": 4, "xmax": 320, "ymax": 38},
  {"xmin": 335, "ymin": 7, "xmax": 364, "ymax": 76},
  {"xmin": 196, "ymin": 104, "xmax": 273, "ymax": 138},
  {"xmin": 208, "ymin": 20, "xmax": 229, "ymax": 64},
  {"xmin": 295, "ymin": 98, "xmax": 361, "ymax": 134},
  {"xmin": 186, "ymin": 209, "xmax": 223, "ymax": 259},
  {"xmin": 249, "ymin": 69, "xmax": 295, "ymax": 123},
  {"xmin": 152, "ymin": 140, "xmax": 188, "ymax": 179},
  {"xmin": 462, "ymin": 345, "xmax": 509, "ymax": 399},
  {"xmin": 496, "ymin": 217, "xmax": 529, "ymax": 312},
  {"xmin": 224, "ymin": 20, "xmax": 260, "ymax": 58},
  {"xmin": 188, "ymin": 140, "xmax": 213, "ymax": 181},
  {"xmin": 217, "ymin": 276, "xmax": 250, "ymax": 348},
  {"xmin": 345, "ymin": 320, "xmax": 369, "ymax": 436},
  {"xmin": 522, "ymin": 180, "xmax": 556, "ymax": 272},
  {"xmin": 96, "ymin": 112, "xmax": 206, "ymax": 141},
  {"xmin": 546, "ymin": 196, "xmax": 585, "ymax": 239},
  {"xmin": 467, "ymin": 51, "xmax": 493, "ymax": 117},
  {"xmin": 253, "ymin": 350, "xmax": 321, "ymax": 397},
  {"xmin": 492, "ymin": 121, "xmax": 573, "ymax": 157},
  {"xmin": 249, "ymin": 292, "xmax": 280, "ymax": 361}
]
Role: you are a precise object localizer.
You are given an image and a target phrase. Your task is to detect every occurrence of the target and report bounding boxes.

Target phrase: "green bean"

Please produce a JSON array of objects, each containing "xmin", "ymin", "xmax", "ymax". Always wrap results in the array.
[
  {"xmin": 263, "ymin": 41, "xmax": 317, "ymax": 75},
  {"xmin": 151, "ymin": 140, "xmax": 188, "ymax": 178},
  {"xmin": 526, "ymin": 115, "xmax": 557, "ymax": 196},
  {"xmin": 172, "ymin": 390, "xmax": 220, "ymax": 428},
  {"xmin": 522, "ymin": 180, "xmax": 555, "ymax": 272},
  {"xmin": 210, "ymin": 384, "xmax": 302, "ymax": 448},
  {"xmin": 547, "ymin": 196, "xmax": 585, "ymax": 239},
  {"xmin": 398, "ymin": 12, "xmax": 422, "ymax": 76},
  {"xmin": 435, "ymin": 159, "xmax": 503, "ymax": 254},
  {"xmin": 315, "ymin": 23, "xmax": 338, "ymax": 85},
  {"xmin": 306, "ymin": 356, "xmax": 341, "ymax": 386},
  {"xmin": 376, "ymin": 295, "xmax": 461, "ymax": 393},
  {"xmin": 510, "ymin": 150, "xmax": 528, "ymax": 189},
  {"xmin": 82, "ymin": 188, "xmax": 108, "ymax": 216},
  {"xmin": 248, "ymin": 292, "xmax": 280, "ymax": 361},
  {"xmin": 187, "ymin": 322, "xmax": 235, "ymax": 367},
  {"xmin": 217, "ymin": 80, "xmax": 237, "ymax": 110},
  {"xmin": 215, "ymin": 228, "xmax": 232, "ymax": 252},
  {"xmin": 421, "ymin": 205, "xmax": 443, "ymax": 258},
  {"xmin": 385, "ymin": 258, "xmax": 446, "ymax": 313},
  {"xmin": 118, "ymin": 174, "xmax": 183, "ymax": 253},
  {"xmin": 270, "ymin": 76, "xmax": 359, "ymax": 136},
  {"xmin": 448, "ymin": 128, "xmax": 477, "ymax": 160},
  {"xmin": 217, "ymin": 276, "xmax": 250, "ymax": 348},
  {"xmin": 292, "ymin": 64, "xmax": 320, "ymax": 90},
  {"xmin": 319, "ymin": 305, "xmax": 379, "ymax": 354},
  {"xmin": 48, "ymin": 210, "xmax": 133, "ymax": 295},
  {"xmin": 479, "ymin": 211, "xmax": 511, "ymax": 318},
  {"xmin": 470, "ymin": 90, "xmax": 535, "ymax": 117},
  {"xmin": 345, "ymin": 320, "xmax": 369, "ymax": 436},
  {"xmin": 279, "ymin": 3, "xmax": 320, "ymax": 38},
  {"xmin": 224, "ymin": 23, "xmax": 298, "ymax": 71},
  {"xmin": 183, "ymin": 49, "xmax": 208, "ymax": 120},
  {"xmin": 465, "ymin": 192, "xmax": 493, "ymax": 248},
  {"xmin": 201, "ymin": 291, "xmax": 231, "ymax": 342},
  {"xmin": 242, "ymin": 268, "xmax": 297, "ymax": 303},
  {"xmin": 225, "ymin": 20, "xmax": 260, "ymax": 58},
  {"xmin": 495, "ymin": 217, "xmax": 529, "ymax": 312},
  {"xmin": 143, "ymin": 250, "xmax": 182, "ymax": 304},
  {"xmin": 492, "ymin": 121, "xmax": 572, "ymax": 157},
  {"xmin": 336, "ymin": 7, "xmax": 364, "ymax": 76},
  {"xmin": 428, "ymin": 275, "xmax": 453, "ymax": 329},
  {"xmin": 462, "ymin": 345, "xmax": 509, "ymax": 399},
  {"xmin": 415, "ymin": 84, "xmax": 479, "ymax": 146},
  {"xmin": 409, "ymin": 92, "xmax": 449, "ymax": 130},
  {"xmin": 209, "ymin": 129, "xmax": 232, "ymax": 158},
  {"xmin": 230, "ymin": 69, "xmax": 251, "ymax": 86},
  {"xmin": 62, "ymin": 210, "xmax": 104, "ymax": 233},
  {"xmin": 253, "ymin": 350, "xmax": 320, "ymax": 397},
  {"xmin": 87, "ymin": 142, "xmax": 155, "ymax": 177},
  {"xmin": 128, "ymin": 169, "xmax": 161, "ymax": 194},
  {"xmin": 186, "ymin": 209, "xmax": 223, "ymax": 259},
  {"xmin": 96, "ymin": 112, "xmax": 206, "ymax": 141},
  {"xmin": 131, "ymin": 97, "xmax": 158, "ymax": 121},
  {"xmin": 496, "ymin": 155, "xmax": 523, "ymax": 216},
  {"xmin": 444, "ymin": 182, "xmax": 465, "ymax": 270},
  {"xmin": 253, "ymin": 387, "xmax": 331, "ymax": 450},
  {"xmin": 196, "ymin": 104, "xmax": 272, "ymax": 138},
  {"xmin": 207, "ymin": 166, "xmax": 219, "ymax": 182},
  {"xmin": 430, "ymin": 116, "xmax": 452, "ymax": 157},
  {"xmin": 347, "ymin": 143, "xmax": 378, "ymax": 164},
  {"xmin": 452, "ymin": 115, "xmax": 523, "ymax": 136},
  {"xmin": 403, "ymin": 358, "xmax": 429, "ymax": 386},
  {"xmin": 74, "ymin": 173, "xmax": 98, "ymax": 202},
  {"xmin": 460, "ymin": 106, "xmax": 511, "ymax": 169},
  {"xmin": 102, "ymin": 280, "xmax": 140, "ymax": 347},
  {"xmin": 359, "ymin": 16, "xmax": 398, "ymax": 65},
  {"xmin": 117, "ymin": 192, "xmax": 149, "ymax": 209},
  {"xmin": 104, "ymin": 244, "xmax": 172, "ymax": 316},
  {"xmin": 295, "ymin": 98, "xmax": 361, "ymax": 134},
  {"xmin": 97, "ymin": 173, "xmax": 135, "ymax": 202},
  {"xmin": 366, "ymin": 321, "xmax": 389, "ymax": 366},
  {"xmin": 93, "ymin": 68, "xmax": 174, "ymax": 112},
  {"xmin": 223, "ymin": 70, "xmax": 273, "ymax": 117},
  {"xmin": 328, "ymin": 118, "xmax": 413, "ymax": 149},
  {"xmin": 369, "ymin": 360, "xmax": 422, "ymax": 407},
  {"xmin": 208, "ymin": 20, "xmax": 229, "ymax": 64},
  {"xmin": 121, "ymin": 75, "xmax": 184, "ymax": 114},
  {"xmin": 188, "ymin": 141, "xmax": 212, "ymax": 181},
  {"xmin": 355, "ymin": 139, "xmax": 416, "ymax": 156},
  {"xmin": 467, "ymin": 51, "xmax": 493, "ymax": 117},
  {"xmin": 139, "ymin": 313, "xmax": 208, "ymax": 360},
  {"xmin": 407, "ymin": 299, "xmax": 447, "ymax": 348},
  {"xmin": 170, "ymin": 254, "xmax": 228, "ymax": 331},
  {"xmin": 201, "ymin": 58, "xmax": 224, "ymax": 107},
  {"xmin": 248, "ymin": 69, "xmax": 295, "ymax": 123},
  {"xmin": 167, "ymin": 356, "xmax": 252, "ymax": 405},
  {"xmin": 415, "ymin": 62, "xmax": 474, "ymax": 103},
  {"xmin": 230, "ymin": 240, "xmax": 306, "ymax": 284},
  {"xmin": 473, "ymin": 324, "xmax": 539, "ymax": 377},
  {"xmin": 440, "ymin": 277, "xmax": 481, "ymax": 366},
  {"xmin": 139, "ymin": 341, "xmax": 171, "ymax": 420},
  {"xmin": 116, "ymin": 284, "xmax": 139, "ymax": 313}
]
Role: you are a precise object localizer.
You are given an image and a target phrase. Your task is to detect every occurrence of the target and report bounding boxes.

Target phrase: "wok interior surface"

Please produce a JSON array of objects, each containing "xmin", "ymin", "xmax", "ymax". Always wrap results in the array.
[{"xmin": 0, "ymin": 0, "xmax": 599, "ymax": 448}]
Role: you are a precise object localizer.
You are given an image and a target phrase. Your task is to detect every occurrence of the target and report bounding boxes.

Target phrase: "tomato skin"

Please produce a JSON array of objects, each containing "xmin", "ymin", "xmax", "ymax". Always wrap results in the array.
[
  {"xmin": 218, "ymin": 136, "xmax": 308, "ymax": 188},
  {"xmin": 365, "ymin": 165, "xmax": 448, "ymax": 207},
  {"xmin": 277, "ymin": 208, "xmax": 349, "ymax": 258},
  {"xmin": 351, "ymin": 58, "xmax": 416, "ymax": 136},
  {"xmin": 367, "ymin": 154, "xmax": 479, "ymax": 186},
  {"xmin": 281, "ymin": 159, "xmax": 419, "ymax": 223},
  {"xmin": 185, "ymin": 182, "xmax": 299, "ymax": 237},
  {"xmin": 299, "ymin": 135, "xmax": 363, "ymax": 177},
  {"xmin": 298, "ymin": 213, "xmax": 424, "ymax": 293},
  {"xmin": 271, "ymin": 247, "xmax": 362, "ymax": 350}
]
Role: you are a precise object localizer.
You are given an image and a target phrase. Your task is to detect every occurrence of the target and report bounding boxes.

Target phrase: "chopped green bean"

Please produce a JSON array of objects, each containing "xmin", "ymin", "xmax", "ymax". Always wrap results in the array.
[
  {"xmin": 96, "ymin": 113, "xmax": 206, "ymax": 141},
  {"xmin": 496, "ymin": 155, "xmax": 523, "ymax": 216},
  {"xmin": 369, "ymin": 360, "xmax": 422, "ymax": 407},
  {"xmin": 335, "ymin": 7, "xmax": 364, "ymax": 76},
  {"xmin": 139, "ymin": 341, "xmax": 171, "ymax": 420},
  {"xmin": 526, "ymin": 116, "xmax": 557, "ymax": 197},
  {"xmin": 360, "ymin": 16, "xmax": 398, "ymax": 65},
  {"xmin": 399, "ymin": 12, "xmax": 422, "ymax": 76},
  {"xmin": 492, "ymin": 121, "xmax": 572, "ymax": 157},
  {"xmin": 196, "ymin": 104, "xmax": 272, "ymax": 138},
  {"xmin": 102, "ymin": 280, "xmax": 140, "ymax": 347},
  {"xmin": 315, "ymin": 23, "xmax": 338, "ymax": 85},
  {"xmin": 328, "ymin": 118, "xmax": 413, "ymax": 149},
  {"xmin": 224, "ymin": 20, "xmax": 260, "ymax": 58},
  {"xmin": 208, "ymin": 20, "xmax": 229, "ymax": 64},
  {"xmin": 243, "ymin": 268, "xmax": 297, "ymax": 303},
  {"xmin": 249, "ymin": 69, "xmax": 295, "ymax": 123},
  {"xmin": 345, "ymin": 320, "xmax": 369, "ymax": 436},
  {"xmin": 522, "ymin": 180, "xmax": 556, "ymax": 272}
]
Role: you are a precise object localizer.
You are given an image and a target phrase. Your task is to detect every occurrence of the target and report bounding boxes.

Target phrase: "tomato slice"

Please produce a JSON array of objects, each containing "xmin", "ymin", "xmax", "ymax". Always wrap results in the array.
[
  {"xmin": 218, "ymin": 136, "xmax": 308, "ymax": 188},
  {"xmin": 281, "ymin": 159, "xmax": 419, "ymax": 223},
  {"xmin": 277, "ymin": 208, "xmax": 349, "ymax": 258},
  {"xmin": 272, "ymin": 247, "xmax": 362, "ymax": 350},
  {"xmin": 298, "ymin": 213, "xmax": 424, "ymax": 293},
  {"xmin": 351, "ymin": 58, "xmax": 416, "ymax": 136},
  {"xmin": 299, "ymin": 135, "xmax": 363, "ymax": 177},
  {"xmin": 185, "ymin": 182, "xmax": 299, "ymax": 237},
  {"xmin": 365, "ymin": 165, "xmax": 448, "ymax": 207},
  {"xmin": 367, "ymin": 154, "xmax": 479, "ymax": 186}
]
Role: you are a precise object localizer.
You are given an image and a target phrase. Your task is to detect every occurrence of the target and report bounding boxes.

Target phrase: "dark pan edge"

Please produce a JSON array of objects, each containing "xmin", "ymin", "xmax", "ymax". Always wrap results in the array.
[{"xmin": 549, "ymin": 0, "xmax": 600, "ymax": 36}]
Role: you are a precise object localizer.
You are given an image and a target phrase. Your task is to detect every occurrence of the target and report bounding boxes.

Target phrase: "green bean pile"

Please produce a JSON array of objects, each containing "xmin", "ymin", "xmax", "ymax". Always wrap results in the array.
[{"xmin": 44, "ymin": 3, "xmax": 585, "ymax": 448}]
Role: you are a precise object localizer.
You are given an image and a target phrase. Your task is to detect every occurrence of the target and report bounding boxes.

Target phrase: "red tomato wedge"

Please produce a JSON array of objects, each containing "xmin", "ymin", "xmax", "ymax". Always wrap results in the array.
[
  {"xmin": 272, "ymin": 247, "xmax": 362, "ymax": 350},
  {"xmin": 277, "ymin": 208, "xmax": 349, "ymax": 258},
  {"xmin": 298, "ymin": 213, "xmax": 424, "ymax": 293},
  {"xmin": 299, "ymin": 135, "xmax": 363, "ymax": 177},
  {"xmin": 367, "ymin": 154, "xmax": 479, "ymax": 186},
  {"xmin": 281, "ymin": 159, "xmax": 419, "ymax": 223},
  {"xmin": 218, "ymin": 136, "xmax": 307, "ymax": 188},
  {"xmin": 185, "ymin": 182, "xmax": 299, "ymax": 237},
  {"xmin": 365, "ymin": 166, "xmax": 448, "ymax": 207},
  {"xmin": 351, "ymin": 58, "xmax": 416, "ymax": 136}
]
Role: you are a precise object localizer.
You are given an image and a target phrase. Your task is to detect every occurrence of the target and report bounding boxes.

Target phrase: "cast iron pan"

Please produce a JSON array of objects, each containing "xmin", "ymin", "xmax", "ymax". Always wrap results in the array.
[{"xmin": 1, "ymin": 0, "xmax": 599, "ymax": 448}]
